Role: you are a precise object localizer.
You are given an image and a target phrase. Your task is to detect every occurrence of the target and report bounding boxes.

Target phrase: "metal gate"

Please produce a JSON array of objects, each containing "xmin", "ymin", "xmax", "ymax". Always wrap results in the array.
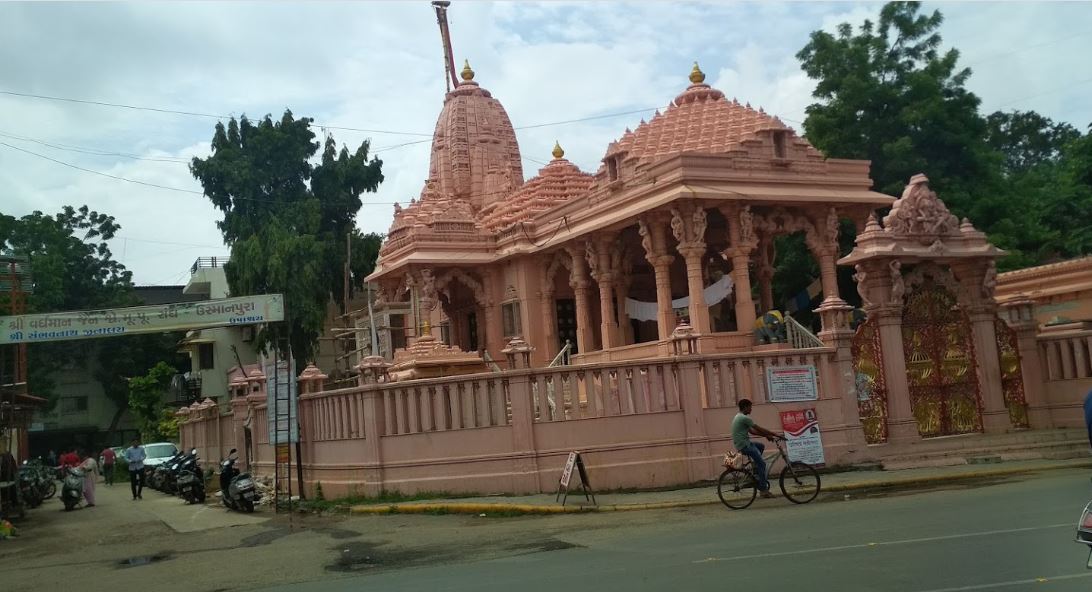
[
  {"xmin": 995, "ymin": 318, "xmax": 1029, "ymax": 429},
  {"xmin": 852, "ymin": 316, "xmax": 888, "ymax": 444},
  {"xmin": 902, "ymin": 281, "xmax": 983, "ymax": 437}
]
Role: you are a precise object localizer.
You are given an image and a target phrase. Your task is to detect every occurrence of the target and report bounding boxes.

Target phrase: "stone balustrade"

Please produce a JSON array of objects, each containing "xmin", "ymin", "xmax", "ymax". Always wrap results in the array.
[{"xmin": 180, "ymin": 345, "xmax": 861, "ymax": 499}]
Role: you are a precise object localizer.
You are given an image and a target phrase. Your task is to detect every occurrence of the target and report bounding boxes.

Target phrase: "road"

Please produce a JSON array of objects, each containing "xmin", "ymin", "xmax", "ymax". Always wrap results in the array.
[
  {"xmin": 2, "ymin": 471, "xmax": 1091, "ymax": 592},
  {"xmin": 266, "ymin": 473, "xmax": 1092, "ymax": 592}
]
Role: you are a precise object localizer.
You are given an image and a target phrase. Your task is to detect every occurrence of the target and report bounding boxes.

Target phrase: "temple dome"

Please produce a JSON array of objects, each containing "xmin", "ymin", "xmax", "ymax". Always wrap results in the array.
[
  {"xmin": 603, "ymin": 62, "xmax": 804, "ymax": 167},
  {"xmin": 427, "ymin": 61, "xmax": 524, "ymax": 212},
  {"xmin": 479, "ymin": 142, "xmax": 593, "ymax": 232}
]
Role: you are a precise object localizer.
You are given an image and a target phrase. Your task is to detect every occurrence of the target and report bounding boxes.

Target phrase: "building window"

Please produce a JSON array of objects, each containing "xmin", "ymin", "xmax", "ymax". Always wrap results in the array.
[
  {"xmin": 502, "ymin": 301, "xmax": 522, "ymax": 338},
  {"xmin": 773, "ymin": 131, "xmax": 787, "ymax": 158},
  {"xmin": 389, "ymin": 314, "xmax": 407, "ymax": 351},
  {"xmin": 61, "ymin": 396, "xmax": 88, "ymax": 414},
  {"xmin": 607, "ymin": 157, "xmax": 619, "ymax": 181},
  {"xmin": 198, "ymin": 343, "xmax": 215, "ymax": 370}
]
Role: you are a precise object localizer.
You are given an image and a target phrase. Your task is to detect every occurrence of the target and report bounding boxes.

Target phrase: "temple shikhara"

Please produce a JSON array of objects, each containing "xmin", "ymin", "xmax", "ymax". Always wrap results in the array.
[{"xmin": 177, "ymin": 5, "xmax": 1092, "ymax": 498}]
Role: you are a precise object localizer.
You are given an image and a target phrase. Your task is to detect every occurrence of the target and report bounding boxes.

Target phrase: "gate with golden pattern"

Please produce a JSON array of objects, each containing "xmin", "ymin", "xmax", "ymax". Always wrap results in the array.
[
  {"xmin": 902, "ymin": 281, "xmax": 983, "ymax": 437},
  {"xmin": 852, "ymin": 316, "xmax": 888, "ymax": 444}
]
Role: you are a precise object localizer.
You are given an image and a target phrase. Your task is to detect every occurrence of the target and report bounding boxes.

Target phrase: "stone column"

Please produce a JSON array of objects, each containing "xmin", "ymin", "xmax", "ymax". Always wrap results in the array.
[
  {"xmin": 808, "ymin": 208, "xmax": 849, "ymax": 332},
  {"xmin": 868, "ymin": 261, "xmax": 920, "ymax": 443},
  {"xmin": 671, "ymin": 204, "xmax": 710, "ymax": 335},
  {"xmin": 720, "ymin": 204, "xmax": 757, "ymax": 333},
  {"xmin": 588, "ymin": 238, "xmax": 618, "ymax": 350},
  {"xmin": 817, "ymin": 299, "xmax": 867, "ymax": 453},
  {"xmin": 756, "ymin": 236, "xmax": 775, "ymax": 313},
  {"xmin": 955, "ymin": 262, "xmax": 1010, "ymax": 433},
  {"xmin": 566, "ymin": 245, "xmax": 596, "ymax": 353},
  {"xmin": 639, "ymin": 215, "xmax": 676, "ymax": 341},
  {"xmin": 614, "ymin": 279, "xmax": 632, "ymax": 345},
  {"xmin": 671, "ymin": 323, "xmax": 713, "ymax": 482},
  {"xmin": 539, "ymin": 288, "xmax": 557, "ymax": 354},
  {"xmin": 1001, "ymin": 296, "xmax": 1050, "ymax": 428}
]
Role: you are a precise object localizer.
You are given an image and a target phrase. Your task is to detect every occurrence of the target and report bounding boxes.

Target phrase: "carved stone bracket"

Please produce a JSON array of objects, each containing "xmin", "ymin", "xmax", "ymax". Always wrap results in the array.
[{"xmin": 670, "ymin": 203, "xmax": 708, "ymax": 253}]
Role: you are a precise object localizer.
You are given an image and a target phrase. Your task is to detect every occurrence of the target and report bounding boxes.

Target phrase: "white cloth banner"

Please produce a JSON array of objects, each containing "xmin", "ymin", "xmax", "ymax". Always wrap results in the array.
[{"xmin": 625, "ymin": 276, "xmax": 734, "ymax": 322}]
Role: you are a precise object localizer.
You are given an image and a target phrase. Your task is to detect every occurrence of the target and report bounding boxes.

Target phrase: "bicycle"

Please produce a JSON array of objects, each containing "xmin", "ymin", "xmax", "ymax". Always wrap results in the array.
[{"xmin": 717, "ymin": 437, "xmax": 821, "ymax": 509}]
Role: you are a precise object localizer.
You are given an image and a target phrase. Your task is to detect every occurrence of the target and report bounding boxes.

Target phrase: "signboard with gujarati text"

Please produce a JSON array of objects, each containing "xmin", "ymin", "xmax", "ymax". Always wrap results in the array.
[
  {"xmin": 766, "ymin": 365, "xmax": 819, "ymax": 403},
  {"xmin": 779, "ymin": 408, "xmax": 825, "ymax": 467},
  {"xmin": 0, "ymin": 294, "xmax": 284, "ymax": 344}
]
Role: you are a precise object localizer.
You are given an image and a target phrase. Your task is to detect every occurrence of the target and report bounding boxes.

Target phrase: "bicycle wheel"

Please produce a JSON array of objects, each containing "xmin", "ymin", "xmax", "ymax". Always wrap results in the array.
[
  {"xmin": 717, "ymin": 468, "xmax": 757, "ymax": 510},
  {"xmin": 779, "ymin": 462, "xmax": 820, "ymax": 504}
]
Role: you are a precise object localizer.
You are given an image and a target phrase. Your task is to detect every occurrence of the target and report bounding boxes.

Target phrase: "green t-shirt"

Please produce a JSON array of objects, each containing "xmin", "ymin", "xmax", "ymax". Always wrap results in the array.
[{"xmin": 732, "ymin": 412, "xmax": 756, "ymax": 451}]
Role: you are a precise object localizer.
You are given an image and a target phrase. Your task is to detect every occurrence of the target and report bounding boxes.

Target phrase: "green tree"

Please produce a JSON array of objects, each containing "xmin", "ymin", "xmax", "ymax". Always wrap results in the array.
[
  {"xmin": 189, "ymin": 111, "xmax": 384, "ymax": 366},
  {"xmin": 794, "ymin": 1, "xmax": 1089, "ymax": 270},
  {"xmin": 0, "ymin": 207, "xmax": 185, "ymax": 433},
  {"xmin": 127, "ymin": 361, "xmax": 177, "ymax": 441},
  {"xmin": 984, "ymin": 110, "xmax": 1080, "ymax": 177}
]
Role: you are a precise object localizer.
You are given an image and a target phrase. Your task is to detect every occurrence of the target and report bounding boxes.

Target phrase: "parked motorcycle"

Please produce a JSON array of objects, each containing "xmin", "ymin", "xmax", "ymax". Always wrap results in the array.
[
  {"xmin": 17, "ymin": 462, "xmax": 44, "ymax": 509},
  {"xmin": 0, "ymin": 452, "xmax": 24, "ymax": 520},
  {"xmin": 218, "ymin": 449, "xmax": 257, "ymax": 513},
  {"xmin": 60, "ymin": 467, "xmax": 85, "ymax": 511},
  {"xmin": 176, "ymin": 448, "xmax": 206, "ymax": 505},
  {"xmin": 148, "ymin": 451, "xmax": 185, "ymax": 492}
]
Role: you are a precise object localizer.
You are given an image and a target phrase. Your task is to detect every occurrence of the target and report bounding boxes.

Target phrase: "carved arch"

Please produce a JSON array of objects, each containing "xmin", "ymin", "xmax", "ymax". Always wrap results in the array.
[
  {"xmin": 435, "ymin": 268, "xmax": 488, "ymax": 308},
  {"xmin": 543, "ymin": 250, "xmax": 572, "ymax": 294},
  {"xmin": 902, "ymin": 262, "xmax": 971, "ymax": 310}
]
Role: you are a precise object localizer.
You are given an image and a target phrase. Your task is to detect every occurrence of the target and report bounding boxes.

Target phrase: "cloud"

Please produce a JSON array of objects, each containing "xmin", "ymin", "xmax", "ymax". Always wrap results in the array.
[{"xmin": 1, "ymin": 1, "xmax": 1089, "ymax": 286}]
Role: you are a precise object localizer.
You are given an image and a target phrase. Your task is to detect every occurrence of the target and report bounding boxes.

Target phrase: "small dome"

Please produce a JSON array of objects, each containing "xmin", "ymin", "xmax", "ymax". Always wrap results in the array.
[{"xmin": 479, "ymin": 155, "xmax": 593, "ymax": 232}]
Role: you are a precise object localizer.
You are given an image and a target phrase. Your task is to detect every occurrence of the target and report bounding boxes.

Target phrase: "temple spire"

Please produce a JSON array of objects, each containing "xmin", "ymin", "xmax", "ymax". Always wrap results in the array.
[
  {"xmin": 552, "ymin": 141, "xmax": 565, "ymax": 160},
  {"xmin": 431, "ymin": 1, "xmax": 459, "ymax": 91},
  {"xmin": 689, "ymin": 61, "xmax": 706, "ymax": 84}
]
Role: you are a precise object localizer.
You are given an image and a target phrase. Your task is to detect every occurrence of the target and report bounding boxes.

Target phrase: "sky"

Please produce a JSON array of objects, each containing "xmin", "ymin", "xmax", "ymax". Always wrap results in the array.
[{"xmin": 1, "ymin": 1, "xmax": 1090, "ymax": 287}]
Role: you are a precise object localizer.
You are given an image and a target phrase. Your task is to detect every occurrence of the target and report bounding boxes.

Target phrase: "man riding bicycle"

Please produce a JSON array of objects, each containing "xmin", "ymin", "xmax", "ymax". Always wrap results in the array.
[{"xmin": 732, "ymin": 398, "xmax": 784, "ymax": 498}]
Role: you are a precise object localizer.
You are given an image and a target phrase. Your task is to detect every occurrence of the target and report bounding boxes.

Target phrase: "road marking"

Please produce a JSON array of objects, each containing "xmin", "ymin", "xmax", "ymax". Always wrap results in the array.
[
  {"xmin": 911, "ymin": 572, "xmax": 1092, "ymax": 591},
  {"xmin": 694, "ymin": 523, "xmax": 1072, "ymax": 563}
]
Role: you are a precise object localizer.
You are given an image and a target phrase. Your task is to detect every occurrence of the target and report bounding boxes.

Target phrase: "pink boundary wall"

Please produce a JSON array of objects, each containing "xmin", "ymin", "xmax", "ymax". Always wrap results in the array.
[
  {"xmin": 181, "ymin": 347, "xmax": 867, "ymax": 498},
  {"xmin": 179, "ymin": 324, "xmax": 1092, "ymax": 499}
]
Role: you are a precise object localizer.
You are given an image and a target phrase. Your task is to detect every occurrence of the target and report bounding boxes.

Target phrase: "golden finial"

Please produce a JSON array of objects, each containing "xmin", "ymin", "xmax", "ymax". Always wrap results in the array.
[
  {"xmin": 552, "ymin": 141, "xmax": 564, "ymax": 160},
  {"xmin": 460, "ymin": 59, "xmax": 475, "ymax": 82},
  {"xmin": 421, "ymin": 319, "xmax": 432, "ymax": 335},
  {"xmin": 689, "ymin": 61, "xmax": 706, "ymax": 84}
]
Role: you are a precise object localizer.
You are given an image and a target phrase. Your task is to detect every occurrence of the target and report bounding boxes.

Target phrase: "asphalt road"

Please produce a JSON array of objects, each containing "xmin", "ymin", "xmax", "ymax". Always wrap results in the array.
[{"xmin": 264, "ymin": 472, "xmax": 1092, "ymax": 592}]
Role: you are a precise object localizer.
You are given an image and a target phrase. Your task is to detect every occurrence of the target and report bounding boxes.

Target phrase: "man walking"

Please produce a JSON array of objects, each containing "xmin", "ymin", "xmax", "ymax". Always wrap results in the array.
[
  {"xmin": 124, "ymin": 438, "xmax": 146, "ymax": 500},
  {"xmin": 100, "ymin": 446, "xmax": 116, "ymax": 486}
]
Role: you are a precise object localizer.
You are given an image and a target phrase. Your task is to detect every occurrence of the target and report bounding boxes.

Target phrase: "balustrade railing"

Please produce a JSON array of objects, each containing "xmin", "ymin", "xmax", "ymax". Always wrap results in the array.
[{"xmin": 1039, "ymin": 329, "xmax": 1092, "ymax": 382}]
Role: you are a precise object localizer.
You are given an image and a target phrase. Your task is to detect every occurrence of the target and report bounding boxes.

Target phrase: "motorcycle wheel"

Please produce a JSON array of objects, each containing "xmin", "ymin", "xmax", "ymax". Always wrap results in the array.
[
  {"xmin": 243, "ymin": 499, "xmax": 254, "ymax": 513},
  {"xmin": 44, "ymin": 482, "xmax": 56, "ymax": 499},
  {"xmin": 63, "ymin": 498, "xmax": 76, "ymax": 512},
  {"xmin": 196, "ymin": 487, "xmax": 206, "ymax": 504}
]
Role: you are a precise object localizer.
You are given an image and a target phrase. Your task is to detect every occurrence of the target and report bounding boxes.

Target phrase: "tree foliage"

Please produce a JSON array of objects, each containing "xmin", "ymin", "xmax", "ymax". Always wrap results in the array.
[
  {"xmin": 127, "ymin": 361, "xmax": 177, "ymax": 441},
  {"xmin": 0, "ymin": 207, "xmax": 182, "ymax": 422},
  {"xmin": 797, "ymin": 1, "xmax": 1092, "ymax": 271},
  {"xmin": 190, "ymin": 111, "xmax": 385, "ymax": 366}
]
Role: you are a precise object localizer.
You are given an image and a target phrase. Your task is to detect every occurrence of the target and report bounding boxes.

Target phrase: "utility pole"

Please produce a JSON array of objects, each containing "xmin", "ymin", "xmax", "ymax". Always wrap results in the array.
[{"xmin": 432, "ymin": 1, "xmax": 458, "ymax": 91}]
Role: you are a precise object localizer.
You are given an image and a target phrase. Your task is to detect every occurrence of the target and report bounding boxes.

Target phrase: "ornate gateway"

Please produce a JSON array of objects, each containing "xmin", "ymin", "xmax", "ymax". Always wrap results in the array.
[
  {"xmin": 995, "ymin": 317, "xmax": 1029, "ymax": 429},
  {"xmin": 901, "ymin": 280, "xmax": 983, "ymax": 437}
]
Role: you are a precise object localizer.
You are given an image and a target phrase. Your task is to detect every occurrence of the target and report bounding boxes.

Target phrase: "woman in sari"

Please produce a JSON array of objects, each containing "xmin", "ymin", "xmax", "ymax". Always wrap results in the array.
[{"xmin": 79, "ymin": 449, "xmax": 98, "ymax": 507}]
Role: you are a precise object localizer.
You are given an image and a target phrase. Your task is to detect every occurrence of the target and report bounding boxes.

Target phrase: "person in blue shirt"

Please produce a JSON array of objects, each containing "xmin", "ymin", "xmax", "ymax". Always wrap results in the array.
[
  {"xmin": 123, "ymin": 438, "xmax": 147, "ymax": 500},
  {"xmin": 1084, "ymin": 389, "xmax": 1092, "ymax": 451}
]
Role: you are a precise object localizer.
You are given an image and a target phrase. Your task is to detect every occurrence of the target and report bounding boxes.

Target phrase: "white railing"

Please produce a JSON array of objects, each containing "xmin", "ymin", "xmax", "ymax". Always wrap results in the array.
[
  {"xmin": 549, "ymin": 340, "xmax": 573, "ymax": 367},
  {"xmin": 786, "ymin": 316, "xmax": 825, "ymax": 349}
]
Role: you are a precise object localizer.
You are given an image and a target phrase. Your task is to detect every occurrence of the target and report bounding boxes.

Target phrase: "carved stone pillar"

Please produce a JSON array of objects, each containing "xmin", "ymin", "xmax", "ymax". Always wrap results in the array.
[
  {"xmin": 868, "ymin": 261, "xmax": 920, "ymax": 444},
  {"xmin": 587, "ymin": 237, "xmax": 618, "ymax": 350},
  {"xmin": 756, "ymin": 236, "xmax": 775, "ymax": 312},
  {"xmin": 639, "ymin": 215, "xmax": 676, "ymax": 340},
  {"xmin": 671, "ymin": 204, "xmax": 710, "ymax": 335},
  {"xmin": 721, "ymin": 204, "xmax": 757, "ymax": 333},
  {"xmin": 567, "ymin": 245, "xmax": 596, "ymax": 353},
  {"xmin": 538, "ymin": 256, "xmax": 557, "ymax": 354},
  {"xmin": 955, "ymin": 262, "xmax": 1009, "ymax": 433}
]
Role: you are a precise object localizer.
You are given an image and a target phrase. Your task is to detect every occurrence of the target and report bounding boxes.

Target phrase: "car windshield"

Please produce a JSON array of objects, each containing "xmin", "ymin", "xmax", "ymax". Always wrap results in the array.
[{"xmin": 145, "ymin": 444, "xmax": 176, "ymax": 459}]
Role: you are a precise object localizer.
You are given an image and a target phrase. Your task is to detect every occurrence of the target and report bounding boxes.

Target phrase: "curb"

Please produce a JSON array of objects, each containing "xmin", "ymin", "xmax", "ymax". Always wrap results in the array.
[{"xmin": 349, "ymin": 459, "xmax": 1092, "ymax": 516}]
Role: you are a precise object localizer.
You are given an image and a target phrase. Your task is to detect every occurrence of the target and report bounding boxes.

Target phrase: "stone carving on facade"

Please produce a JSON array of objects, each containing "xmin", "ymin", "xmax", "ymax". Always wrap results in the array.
[
  {"xmin": 753, "ymin": 207, "xmax": 821, "ymax": 254},
  {"xmin": 824, "ymin": 207, "xmax": 840, "ymax": 253},
  {"xmin": 419, "ymin": 268, "xmax": 437, "ymax": 311},
  {"xmin": 981, "ymin": 261, "xmax": 998, "ymax": 301},
  {"xmin": 670, "ymin": 204, "xmax": 708, "ymax": 252},
  {"xmin": 853, "ymin": 264, "xmax": 873, "ymax": 310},
  {"xmin": 435, "ymin": 268, "xmax": 488, "ymax": 309},
  {"xmin": 888, "ymin": 260, "xmax": 905, "ymax": 307},
  {"xmin": 882, "ymin": 173, "xmax": 960, "ymax": 240},
  {"xmin": 638, "ymin": 218, "xmax": 654, "ymax": 261},
  {"xmin": 739, "ymin": 205, "xmax": 756, "ymax": 249}
]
